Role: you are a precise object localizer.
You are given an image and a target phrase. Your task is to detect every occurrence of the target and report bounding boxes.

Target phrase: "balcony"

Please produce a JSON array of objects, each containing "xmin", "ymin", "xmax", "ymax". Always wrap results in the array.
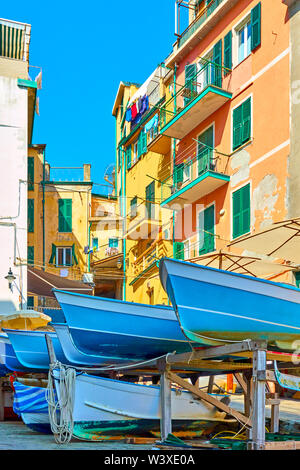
[
  {"xmin": 130, "ymin": 239, "xmax": 169, "ymax": 284},
  {"xmin": 159, "ymin": 60, "xmax": 232, "ymax": 140},
  {"xmin": 166, "ymin": 0, "xmax": 240, "ymax": 68},
  {"xmin": 161, "ymin": 147, "xmax": 230, "ymax": 209},
  {"xmin": 147, "ymin": 118, "xmax": 171, "ymax": 155}
]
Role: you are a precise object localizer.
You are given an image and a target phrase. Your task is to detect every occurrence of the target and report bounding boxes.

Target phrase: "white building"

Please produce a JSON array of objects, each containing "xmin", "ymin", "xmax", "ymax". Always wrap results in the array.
[{"xmin": 0, "ymin": 18, "xmax": 36, "ymax": 314}]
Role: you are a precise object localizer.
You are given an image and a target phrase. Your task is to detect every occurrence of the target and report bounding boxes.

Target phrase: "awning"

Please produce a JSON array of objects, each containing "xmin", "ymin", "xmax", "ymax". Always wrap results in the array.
[
  {"xmin": 228, "ymin": 218, "xmax": 300, "ymax": 265},
  {"xmin": 28, "ymin": 267, "xmax": 94, "ymax": 298},
  {"xmin": 187, "ymin": 249, "xmax": 295, "ymax": 278}
]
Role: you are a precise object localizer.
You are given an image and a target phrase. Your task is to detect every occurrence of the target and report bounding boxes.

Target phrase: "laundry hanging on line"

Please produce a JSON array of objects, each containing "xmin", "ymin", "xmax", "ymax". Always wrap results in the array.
[{"xmin": 125, "ymin": 95, "xmax": 149, "ymax": 123}]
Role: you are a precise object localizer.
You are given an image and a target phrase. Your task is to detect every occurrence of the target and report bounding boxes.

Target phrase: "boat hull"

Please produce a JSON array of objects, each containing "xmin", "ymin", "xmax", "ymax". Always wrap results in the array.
[
  {"xmin": 21, "ymin": 412, "xmax": 51, "ymax": 434},
  {"xmin": 3, "ymin": 330, "xmax": 70, "ymax": 371},
  {"xmin": 54, "ymin": 371, "xmax": 232, "ymax": 441},
  {"xmin": 54, "ymin": 290, "xmax": 195, "ymax": 361},
  {"xmin": 160, "ymin": 258, "xmax": 300, "ymax": 350},
  {"xmin": 0, "ymin": 333, "xmax": 27, "ymax": 372}
]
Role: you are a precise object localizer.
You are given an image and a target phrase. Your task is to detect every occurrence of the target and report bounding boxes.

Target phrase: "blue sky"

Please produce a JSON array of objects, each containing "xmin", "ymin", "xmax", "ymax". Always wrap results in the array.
[{"xmin": 2, "ymin": 1, "xmax": 189, "ymax": 189}]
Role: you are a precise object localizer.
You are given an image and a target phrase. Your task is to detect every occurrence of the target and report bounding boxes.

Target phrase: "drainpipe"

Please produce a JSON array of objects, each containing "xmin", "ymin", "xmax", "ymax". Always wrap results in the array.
[
  {"xmin": 87, "ymin": 221, "xmax": 92, "ymax": 273},
  {"xmin": 42, "ymin": 148, "xmax": 46, "ymax": 271},
  {"xmin": 122, "ymin": 147, "xmax": 126, "ymax": 301},
  {"xmin": 172, "ymin": 63, "xmax": 178, "ymax": 258}
]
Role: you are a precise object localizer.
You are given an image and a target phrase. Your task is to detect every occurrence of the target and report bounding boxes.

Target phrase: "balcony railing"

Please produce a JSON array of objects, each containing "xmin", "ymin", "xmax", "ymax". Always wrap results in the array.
[
  {"xmin": 158, "ymin": 59, "xmax": 231, "ymax": 138},
  {"xmin": 178, "ymin": 0, "xmax": 225, "ymax": 48},
  {"xmin": 132, "ymin": 239, "xmax": 169, "ymax": 279},
  {"xmin": 0, "ymin": 18, "xmax": 31, "ymax": 62},
  {"xmin": 161, "ymin": 146, "xmax": 230, "ymax": 206}
]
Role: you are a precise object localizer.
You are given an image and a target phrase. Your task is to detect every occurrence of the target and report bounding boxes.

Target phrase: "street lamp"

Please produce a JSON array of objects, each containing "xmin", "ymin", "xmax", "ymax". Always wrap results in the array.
[{"xmin": 5, "ymin": 268, "xmax": 16, "ymax": 292}]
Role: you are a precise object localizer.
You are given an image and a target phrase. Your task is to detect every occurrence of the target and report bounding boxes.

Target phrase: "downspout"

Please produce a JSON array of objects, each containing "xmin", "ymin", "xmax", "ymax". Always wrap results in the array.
[
  {"xmin": 122, "ymin": 147, "xmax": 126, "ymax": 301},
  {"xmin": 88, "ymin": 221, "xmax": 92, "ymax": 273},
  {"xmin": 172, "ymin": 63, "xmax": 178, "ymax": 258},
  {"xmin": 42, "ymin": 148, "xmax": 45, "ymax": 271}
]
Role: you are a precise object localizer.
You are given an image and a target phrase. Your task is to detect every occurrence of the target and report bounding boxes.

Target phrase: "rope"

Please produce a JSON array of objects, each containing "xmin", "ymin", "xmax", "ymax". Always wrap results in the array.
[{"xmin": 46, "ymin": 361, "xmax": 76, "ymax": 444}]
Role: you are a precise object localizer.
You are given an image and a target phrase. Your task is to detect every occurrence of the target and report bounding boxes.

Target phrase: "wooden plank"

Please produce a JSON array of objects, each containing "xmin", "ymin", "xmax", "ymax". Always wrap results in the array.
[
  {"xmin": 230, "ymin": 350, "xmax": 300, "ymax": 363},
  {"xmin": 252, "ymin": 349, "xmax": 266, "ymax": 449},
  {"xmin": 265, "ymin": 441, "xmax": 300, "ymax": 450},
  {"xmin": 233, "ymin": 372, "xmax": 247, "ymax": 394},
  {"xmin": 172, "ymin": 361, "xmax": 253, "ymax": 371},
  {"xmin": 167, "ymin": 340, "xmax": 267, "ymax": 364},
  {"xmin": 45, "ymin": 334, "xmax": 57, "ymax": 365},
  {"xmin": 207, "ymin": 376, "xmax": 214, "ymax": 393},
  {"xmin": 160, "ymin": 371, "xmax": 172, "ymax": 441},
  {"xmin": 167, "ymin": 371, "xmax": 252, "ymax": 427}
]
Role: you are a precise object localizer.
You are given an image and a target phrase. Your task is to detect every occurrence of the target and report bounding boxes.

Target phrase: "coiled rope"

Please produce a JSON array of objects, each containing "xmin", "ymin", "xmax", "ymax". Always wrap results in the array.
[{"xmin": 46, "ymin": 361, "xmax": 76, "ymax": 444}]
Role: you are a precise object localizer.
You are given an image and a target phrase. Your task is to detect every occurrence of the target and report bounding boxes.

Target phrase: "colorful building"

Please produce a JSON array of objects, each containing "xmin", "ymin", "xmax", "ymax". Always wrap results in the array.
[{"xmin": 113, "ymin": 0, "xmax": 300, "ymax": 298}]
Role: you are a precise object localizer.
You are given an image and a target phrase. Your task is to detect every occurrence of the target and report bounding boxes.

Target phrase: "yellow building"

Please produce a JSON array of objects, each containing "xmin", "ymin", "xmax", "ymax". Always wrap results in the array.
[
  {"xmin": 112, "ymin": 69, "xmax": 174, "ymax": 305},
  {"xmin": 27, "ymin": 147, "xmax": 121, "ymax": 306}
]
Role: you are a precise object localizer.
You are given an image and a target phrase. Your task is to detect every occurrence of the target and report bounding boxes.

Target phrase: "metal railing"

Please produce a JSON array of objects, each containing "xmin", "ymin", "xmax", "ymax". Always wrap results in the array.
[
  {"xmin": 132, "ymin": 239, "xmax": 168, "ymax": 277},
  {"xmin": 178, "ymin": 0, "xmax": 225, "ymax": 48},
  {"xmin": 161, "ymin": 146, "xmax": 230, "ymax": 204},
  {"xmin": 159, "ymin": 59, "xmax": 231, "ymax": 130}
]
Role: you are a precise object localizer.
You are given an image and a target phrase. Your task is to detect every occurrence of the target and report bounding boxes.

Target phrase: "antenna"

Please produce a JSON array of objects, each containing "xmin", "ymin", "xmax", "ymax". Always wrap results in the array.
[{"xmin": 104, "ymin": 163, "xmax": 115, "ymax": 187}]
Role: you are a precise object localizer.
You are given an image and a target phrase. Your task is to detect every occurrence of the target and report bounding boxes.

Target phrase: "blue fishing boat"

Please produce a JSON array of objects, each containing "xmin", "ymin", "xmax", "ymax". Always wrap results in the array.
[
  {"xmin": 2, "ymin": 329, "xmax": 70, "ymax": 371},
  {"xmin": 0, "ymin": 332, "xmax": 27, "ymax": 372},
  {"xmin": 53, "ymin": 290, "xmax": 195, "ymax": 361},
  {"xmin": 159, "ymin": 258, "xmax": 300, "ymax": 350},
  {"xmin": 13, "ymin": 380, "xmax": 52, "ymax": 434},
  {"xmin": 51, "ymin": 322, "xmax": 132, "ymax": 366}
]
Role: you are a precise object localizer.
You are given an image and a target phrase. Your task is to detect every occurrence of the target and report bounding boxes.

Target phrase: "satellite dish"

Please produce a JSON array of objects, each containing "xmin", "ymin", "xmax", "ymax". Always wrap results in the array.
[{"xmin": 104, "ymin": 163, "xmax": 115, "ymax": 187}]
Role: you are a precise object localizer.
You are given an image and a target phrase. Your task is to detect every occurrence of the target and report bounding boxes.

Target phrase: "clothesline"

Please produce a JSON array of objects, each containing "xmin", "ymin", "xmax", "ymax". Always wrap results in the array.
[{"xmin": 125, "ymin": 94, "xmax": 149, "ymax": 124}]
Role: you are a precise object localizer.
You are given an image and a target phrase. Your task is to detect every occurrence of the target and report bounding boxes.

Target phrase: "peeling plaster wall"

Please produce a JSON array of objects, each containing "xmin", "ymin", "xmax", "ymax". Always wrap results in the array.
[
  {"xmin": 253, "ymin": 174, "xmax": 279, "ymax": 230},
  {"xmin": 230, "ymin": 149, "xmax": 250, "ymax": 188}
]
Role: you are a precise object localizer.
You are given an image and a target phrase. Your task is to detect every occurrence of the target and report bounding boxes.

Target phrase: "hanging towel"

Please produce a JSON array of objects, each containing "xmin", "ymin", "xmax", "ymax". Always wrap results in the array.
[
  {"xmin": 144, "ymin": 114, "xmax": 158, "ymax": 133},
  {"xmin": 126, "ymin": 108, "xmax": 132, "ymax": 122},
  {"xmin": 131, "ymin": 103, "xmax": 138, "ymax": 121}
]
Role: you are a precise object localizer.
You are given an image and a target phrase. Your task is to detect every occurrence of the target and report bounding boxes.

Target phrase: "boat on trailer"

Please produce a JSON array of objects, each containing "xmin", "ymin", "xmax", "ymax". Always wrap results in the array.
[
  {"xmin": 53, "ymin": 371, "xmax": 234, "ymax": 440},
  {"xmin": 53, "ymin": 290, "xmax": 196, "ymax": 361},
  {"xmin": 159, "ymin": 257, "xmax": 300, "ymax": 351}
]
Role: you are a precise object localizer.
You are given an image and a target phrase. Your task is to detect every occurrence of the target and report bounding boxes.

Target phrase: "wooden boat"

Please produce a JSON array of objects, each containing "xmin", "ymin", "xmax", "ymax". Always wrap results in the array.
[
  {"xmin": 2, "ymin": 329, "xmax": 70, "ymax": 371},
  {"xmin": 13, "ymin": 380, "xmax": 51, "ymax": 434},
  {"xmin": 53, "ymin": 371, "xmax": 234, "ymax": 440},
  {"xmin": 0, "ymin": 310, "xmax": 51, "ymax": 330},
  {"xmin": 0, "ymin": 332, "xmax": 27, "ymax": 372},
  {"xmin": 53, "ymin": 290, "xmax": 196, "ymax": 362},
  {"xmin": 159, "ymin": 258, "xmax": 300, "ymax": 350}
]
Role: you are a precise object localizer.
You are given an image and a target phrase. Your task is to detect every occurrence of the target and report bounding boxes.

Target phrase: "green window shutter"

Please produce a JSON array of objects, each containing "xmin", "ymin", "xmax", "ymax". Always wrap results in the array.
[
  {"xmin": 251, "ymin": 2, "xmax": 261, "ymax": 51},
  {"xmin": 27, "ymin": 246, "xmax": 34, "ymax": 266},
  {"xmin": 130, "ymin": 197, "xmax": 138, "ymax": 218},
  {"xmin": 232, "ymin": 184, "xmax": 250, "ymax": 239},
  {"xmin": 199, "ymin": 205, "xmax": 215, "ymax": 255},
  {"xmin": 109, "ymin": 238, "xmax": 118, "ymax": 248},
  {"xmin": 224, "ymin": 31, "xmax": 232, "ymax": 74},
  {"xmin": 146, "ymin": 181, "xmax": 155, "ymax": 219},
  {"xmin": 174, "ymin": 242, "xmax": 185, "ymax": 260},
  {"xmin": 27, "ymin": 296, "xmax": 34, "ymax": 308},
  {"xmin": 184, "ymin": 63, "xmax": 197, "ymax": 105},
  {"xmin": 242, "ymin": 98, "xmax": 251, "ymax": 144},
  {"xmin": 213, "ymin": 39, "xmax": 222, "ymax": 87},
  {"xmin": 295, "ymin": 272, "xmax": 300, "ymax": 288},
  {"xmin": 28, "ymin": 199, "xmax": 34, "ymax": 233},
  {"xmin": 233, "ymin": 104, "xmax": 243, "ymax": 150},
  {"xmin": 142, "ymin": 129, "xmax": 147, "ymax": 154},
  {"xmin": 118, "ymin": 148, "xmax": 122, "ymax": 168},
  {"xmin": 59, "ymin": 199, "xmax": 72, "ymax": 233},
  {"xmin": 28, "ymin": 157, "xmax": 34, "ymax": 191},
  {"xmin": 49, "ymin": 243, "xmax": 56, "ymax": 264},
  {"xmin": 72, "ymin": 244, "xmax": 78, "ymax": 265},
  {"xmin": 126, "ymin": 146, "xmax": 132, "ymax": 169},
  {"xmin": 174, "ymin": 163, "xmax": 184, "ymax": 185},
  {"xmin": 92, "ymin": 238, "xmax": 98, "ymax": 250}
]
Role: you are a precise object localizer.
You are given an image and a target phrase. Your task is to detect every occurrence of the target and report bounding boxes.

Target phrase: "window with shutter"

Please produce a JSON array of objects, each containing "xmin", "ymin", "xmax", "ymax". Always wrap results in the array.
[
  {"xmin": 109, "ymin": 238, "xmax": 119, "ymax": 248},
  {"xmin": 146, "ymin": 181, "xmax": 155, "ymax": 219},
  {"xmin": 224, "ymin": 31, "xmax": 232, "ymax": 74},
  {"xmin": 232, "ymin": 98, "xmax": 251, "ymax": 151},
  {"xmin": 251, "ymin": 2, "xmax": 261, "ymax": 51},
  {"xmin": 28, "ymin": 199, "xmax": 34, "ymax": 233},
  {"xmin": 197, "ymin": 125, "xmax": 214, "ymax": 175},
  {"xmin": 174, "ymin": 164, "xmax": 184, "ymax": 186},
  {"xmin": 58, "ymin": 199, "xmax": 72, "ymax": 233},
  {"xmin": 126, "ymin": 145, "xmax": 132, "ymax": 170},
  {"xmin": 232, "ymin": 184, "xmax": 251, "ymax": 239},
  {"xmin": 199, "ymin": 205, "xmax": 215, "ymax": 255},
  {"xmin": 174, "ymin": 242, "xmax": 184, "ymax": 260},
  {"xmin": 28, "ymin": 157, "xmax": 34, "ymax": 191},
  {"xmin": 212, "ymin": 40, "xmax": 222, "ymax": 87},
  {"xmin": 27, "ymin": 246, "xmax": 34, "ymax": 265},
  {"xmin": 184, "ymin": 64, "xmax": 197, "ymax": 106},
  {"xmin": 130, "ymin": 197, "xmax": 138, "ymax": 218}
]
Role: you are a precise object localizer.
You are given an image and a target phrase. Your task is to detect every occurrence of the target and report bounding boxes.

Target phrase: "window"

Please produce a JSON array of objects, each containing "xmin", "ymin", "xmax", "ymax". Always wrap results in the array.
[
  {"xmin": 232, "ymin": 183, "xmax": 251, "ymax": 239},
  {"xmin": 28, "ymin": 199, "xmax": 34, "ymax": 233},
  {"xmin": 237, "ymin": 19, "xmax": 252, "ymax": 64},
  {"xmin": 109, "ymin": 238, "xmax": 118, "ymax": 248},
  {"xmin": 183, "ymin": 161, "xmax": 191, "ymax": 182},
  {"xmin": 28, "ymin": 246, "xmax": 34, "ymax": 265},
  {"xmin": 28, "ymin": 157, "xmax": 34, "ymax": 191},
  {"xmin": 133, "ymin": 141, "xmax": 138, "ymax": 164},
  {"xmin": 56, "ymin": 247, "xmax": 72, "ymax": 267},
  {"xmin": 92, "ymin": 238, "xmax": 99, "ymax": 251},
  {"xmin": 126, "ymin": 145, "xmax": 132, "ymax": 170},
  {"xmin": 58, "ymin": 199, "xmax": 72, "ymax": 233},
  {"xmin": 174, "ymin": 242, "xmax": 184, "ymax": 260},
  {"xmin": 198, "ymin": 205, "xmax": 215, "ymax": 255},
  {"xmin": 295, "ymin": 272, "xmax": 300, "ymax": 288},
  {"xmin": 184, "ymin": 240, "xmax": 190, "ymax": 260},
  {"xmin": 145, "ymin": 181, "xmax": 155, "ymax": 219},
  {"xmin": 232, "ymin": 97, "xmax": 251, "ymax": 151},
  {"xmin": 130, "ymin": 196, "xmax": 138, "ymax": 218},
  {"xmin": 27, "ymin": 296, "xmax": 34, "ymax": 308},
  {"xmin": 197, "ymin": 125, "xmax": 214, "ymax": 175}
]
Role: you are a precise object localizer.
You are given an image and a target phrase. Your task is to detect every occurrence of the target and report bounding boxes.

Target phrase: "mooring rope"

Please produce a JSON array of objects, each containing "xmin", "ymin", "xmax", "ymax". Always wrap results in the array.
[{"xmin": 46, "ymin": 361, "xmax": 76, "ymax": 444}]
